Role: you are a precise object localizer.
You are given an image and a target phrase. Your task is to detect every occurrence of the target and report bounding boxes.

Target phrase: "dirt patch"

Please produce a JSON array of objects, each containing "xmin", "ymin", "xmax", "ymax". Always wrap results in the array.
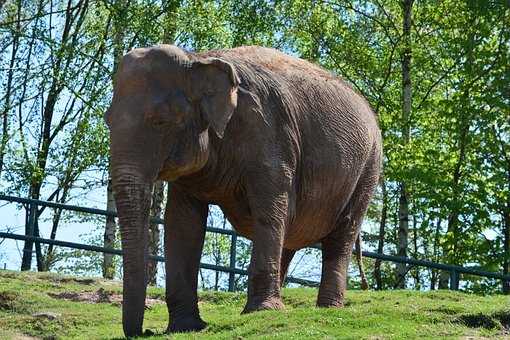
[
  {"xmin": 52, "ymin": 277, "xmax": 96, "ymax": 285},
  {"xmin": 0, "ymin": 291, "xmax": 18, "ymax": 310},
  {"xmin": 48, "ymin": 288, "xmax": 163, "ymax": 307},
  {"xmin": 10, "ymin": 334, "xmax": 41, "ymax": 340},
  {"xmin": 0, "ymin": 271, "xmax": 19, "ymax": 279},
  {"xmin": 49, "ymin": 288, "xmax": 113, "ymax": 304},
  {"xmin": 32, "ymin": 312, "xmax": 61, "ymax": 320},
  {"xmin": 34, "ymin": 273, "xmax": 97, "ymax": 286}
]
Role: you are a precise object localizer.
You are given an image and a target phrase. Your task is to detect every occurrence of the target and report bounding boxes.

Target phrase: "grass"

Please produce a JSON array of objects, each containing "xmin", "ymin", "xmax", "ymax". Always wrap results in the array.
[{"xmin": 0, "ymin": 270, "xmax": 509, "ymax": 339}]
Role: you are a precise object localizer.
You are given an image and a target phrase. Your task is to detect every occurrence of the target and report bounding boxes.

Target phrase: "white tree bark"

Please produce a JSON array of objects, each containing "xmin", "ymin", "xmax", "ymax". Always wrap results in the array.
[
  {"xmin": 147, "ymin": 181, "xmax": 165, "ymax": 285},
  {"xmin": 103, "ymin": 175, "xmax": 117, "ymax": 279}
]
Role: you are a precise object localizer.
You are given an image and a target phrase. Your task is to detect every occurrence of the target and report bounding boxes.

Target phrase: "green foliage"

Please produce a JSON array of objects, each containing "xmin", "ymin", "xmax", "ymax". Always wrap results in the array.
[
  {"xmin": 200, "ymin": 206, "xmax": 252, "ymax": 291},
  {"xmin": 0, "ymin": 0, "xmax": 508, "ymax": 291},
  {"xmin": 52, "ymin": 225, "xmax": 122, "ymax": 279}
]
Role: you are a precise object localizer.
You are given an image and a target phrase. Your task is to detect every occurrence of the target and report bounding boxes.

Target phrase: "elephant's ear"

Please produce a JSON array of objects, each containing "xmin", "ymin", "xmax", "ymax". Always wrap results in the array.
[{"xmin": 190, "ymin": 57, "xmax": 240, "ymax": 138}]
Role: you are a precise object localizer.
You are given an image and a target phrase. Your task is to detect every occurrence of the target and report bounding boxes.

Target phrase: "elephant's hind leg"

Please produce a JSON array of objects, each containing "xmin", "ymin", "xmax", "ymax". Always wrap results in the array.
[
  {"xmin": 317, "ymin": 166, "xmax": 378, "ymax": 307},
  {"xmin": 317, "ymin": 218, "xmax": 358, "ymax": 307}
]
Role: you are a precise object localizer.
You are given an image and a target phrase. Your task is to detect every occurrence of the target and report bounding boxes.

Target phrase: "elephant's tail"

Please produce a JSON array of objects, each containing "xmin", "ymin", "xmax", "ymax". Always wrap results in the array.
[{"xmin": 355, "ymin": 233, "xmax": 369, "ymax": 290}]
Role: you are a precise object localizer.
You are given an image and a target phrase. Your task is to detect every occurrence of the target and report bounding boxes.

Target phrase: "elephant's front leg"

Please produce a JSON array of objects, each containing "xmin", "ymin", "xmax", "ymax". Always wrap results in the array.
[
  {"xmin": 242, "ymin": 187, "xmax": 288, "ymax": 313},
  {"xmin": 164, "ymin": 185, "xmax": 208, "ymax": 333}
]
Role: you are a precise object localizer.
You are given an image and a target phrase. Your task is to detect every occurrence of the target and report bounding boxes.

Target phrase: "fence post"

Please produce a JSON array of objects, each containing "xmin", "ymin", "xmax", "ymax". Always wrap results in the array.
[
  {"xmin": 450, "ymin": 269, "xmax": 459, "ymax": 290},
  {"xmin": 228, "ymin": 232, "xmax": 237, "ymax": 292},
  {"xmin": 503, "ymin": 278, "xmax": 510, "ymax": 294},
  {"xmin": 21, "ymin": 202, "xmax": 37, "ymax": 270}
]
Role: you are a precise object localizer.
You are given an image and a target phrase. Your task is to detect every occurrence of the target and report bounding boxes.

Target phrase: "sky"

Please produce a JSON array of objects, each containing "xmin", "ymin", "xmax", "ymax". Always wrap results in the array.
[{"xmin": 0, "ymin": 185, "xmax": 107, "ymax": 271}]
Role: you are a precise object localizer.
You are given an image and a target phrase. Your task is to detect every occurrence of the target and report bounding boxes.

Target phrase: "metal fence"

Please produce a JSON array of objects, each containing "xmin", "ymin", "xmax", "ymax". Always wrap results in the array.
[{"xmin": 0, "ymin": 194, "xmax": 509, "ymax": 291}]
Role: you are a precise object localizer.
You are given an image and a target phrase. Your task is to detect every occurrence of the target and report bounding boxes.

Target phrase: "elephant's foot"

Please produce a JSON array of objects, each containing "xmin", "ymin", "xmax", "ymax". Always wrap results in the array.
[
  {"xmin": 242, "ymin": 296, "xmax": 284, "ymax": 314},
  {"xmin": 167, "ymin": 316, "xmax": 207, "ymax": 333}
]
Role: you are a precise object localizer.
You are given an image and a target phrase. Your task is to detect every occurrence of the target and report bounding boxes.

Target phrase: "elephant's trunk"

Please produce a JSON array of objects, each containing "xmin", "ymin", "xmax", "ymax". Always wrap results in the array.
[{"xmin": 112, "ymin": 168, "xmax": 153, "ymax": 337}]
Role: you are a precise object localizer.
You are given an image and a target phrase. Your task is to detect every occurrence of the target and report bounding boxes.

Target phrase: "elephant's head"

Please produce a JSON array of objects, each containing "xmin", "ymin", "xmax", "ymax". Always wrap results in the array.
[{"xmin": 104, "ymin": 45, "xmax": 239, "ymax": 337}]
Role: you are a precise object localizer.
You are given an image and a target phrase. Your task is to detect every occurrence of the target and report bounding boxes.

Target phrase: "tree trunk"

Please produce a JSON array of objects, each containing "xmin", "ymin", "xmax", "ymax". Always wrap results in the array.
[
  {"xmin": 397, "ymin": 184, "xmax": 409, "ymax": 288},
  {"xmin": 20, "ymin": 0, "xmax": 88, "ymax": 271},
  {"xmin": 103, "ymin": 0, "xmax": 129, "ymax": 279},
  {"xmin": 18, "ymin": 0, "xmax": 43, "ymax": 271},
  {"xmin": 439, "ymin": 29, "xmax": 475, "ymax": 289},
  {"xmin": 41, "ymin": 36, "xmax": 108, "ymax": 270},
  {"xmin": 396, "ymin": 0, "xmax": 413, "ymax": 289},
  {"xmin": 431, "ymin": 217, "xmax": 442, "ymax": 290},
  {"xmin": 503, "ymin": 158, "xmax": 510, "ymax": 294},
  {"xmin": 147, "ymin": 181, "xmax": 165, "ymax": 285},
  {"xmin": 503, "ymin": 207, "xmax": 509, "ymax": 294},
  {"xmin": 374, "ymin": 179, "xmax": 387, "ymax": 290},
  {"xmin": 0, "ymin": 0, "xmax": 20, "ymax": 177},
  {"xmin": 440, "ymin": 145, "xmax": 465, "ymax": 288},
  {"xmin": 214, "ymin": 233, "xmax": 220, "ymax": 290},
  {"xmin": 412, "ymin": 214, "xmax": 419, "ymax": 289},
  {"xmin": 43, "ymin": 203, "xmax": 65, "ymax": 271}
]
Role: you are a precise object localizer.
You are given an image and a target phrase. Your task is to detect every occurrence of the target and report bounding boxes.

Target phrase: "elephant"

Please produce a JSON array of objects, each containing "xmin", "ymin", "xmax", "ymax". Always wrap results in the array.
[{"xmin": 105, "ymin": 44, "xmax": 382, "ymax": 337}]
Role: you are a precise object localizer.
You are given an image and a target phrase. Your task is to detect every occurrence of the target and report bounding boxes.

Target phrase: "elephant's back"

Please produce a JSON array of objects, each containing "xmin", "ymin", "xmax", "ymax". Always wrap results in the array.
[
  {"xmin": 199, "ymin": 46, "xmax": 376, "ymax": 134},
  {"xmin": 198, "ymin": 46, "xmax": 348, "ymax": 90},
  {"xmin": 222, "ymin": 48, "xmax": 379, "ymax": 249},
  {"xmin": 200, "ymin": 45, "xmax": 379, "ymax": 159},
  {"xmin": 200, "ymin": 46, "xmax": 381, "ymax": 249}
]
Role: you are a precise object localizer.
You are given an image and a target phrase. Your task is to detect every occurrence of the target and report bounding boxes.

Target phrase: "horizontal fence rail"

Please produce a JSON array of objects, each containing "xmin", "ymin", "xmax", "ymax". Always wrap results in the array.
[
  {"xmin": 0, "ymin": 231, "xmax": 318, "ymax": 287},
  {"xmin": 1, "ymin": 194, "xmax": 509, "ymax": 291}
]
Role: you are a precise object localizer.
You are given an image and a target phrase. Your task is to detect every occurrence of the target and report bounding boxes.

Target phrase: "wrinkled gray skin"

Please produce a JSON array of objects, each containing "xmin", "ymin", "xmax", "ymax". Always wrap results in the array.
[{"xmin": 105, "ymin": 45, "xmax": 382, "ymax": 337}]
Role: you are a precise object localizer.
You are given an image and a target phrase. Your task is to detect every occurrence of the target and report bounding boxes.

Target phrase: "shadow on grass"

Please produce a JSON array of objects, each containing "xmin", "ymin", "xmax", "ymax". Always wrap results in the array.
[
  {"xmin": 110, "ymin": 328, "xmax": 208, "ymax": 339},
  {"xmin": 455, "ymin": 310, "xmax": 510, "ymax": 332}
]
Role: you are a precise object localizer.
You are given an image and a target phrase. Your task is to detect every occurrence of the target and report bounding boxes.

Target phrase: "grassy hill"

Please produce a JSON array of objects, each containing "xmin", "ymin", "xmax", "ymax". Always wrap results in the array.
[{"xmin": 0, "ymin": 270, "xmax": 509, "ymax": 339}]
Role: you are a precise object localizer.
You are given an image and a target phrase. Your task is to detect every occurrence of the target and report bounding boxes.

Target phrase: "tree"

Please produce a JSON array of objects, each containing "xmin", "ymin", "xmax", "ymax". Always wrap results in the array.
[{"xmin": 0, "ymin": 0, "xmax": 508, "ymax": 292}]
